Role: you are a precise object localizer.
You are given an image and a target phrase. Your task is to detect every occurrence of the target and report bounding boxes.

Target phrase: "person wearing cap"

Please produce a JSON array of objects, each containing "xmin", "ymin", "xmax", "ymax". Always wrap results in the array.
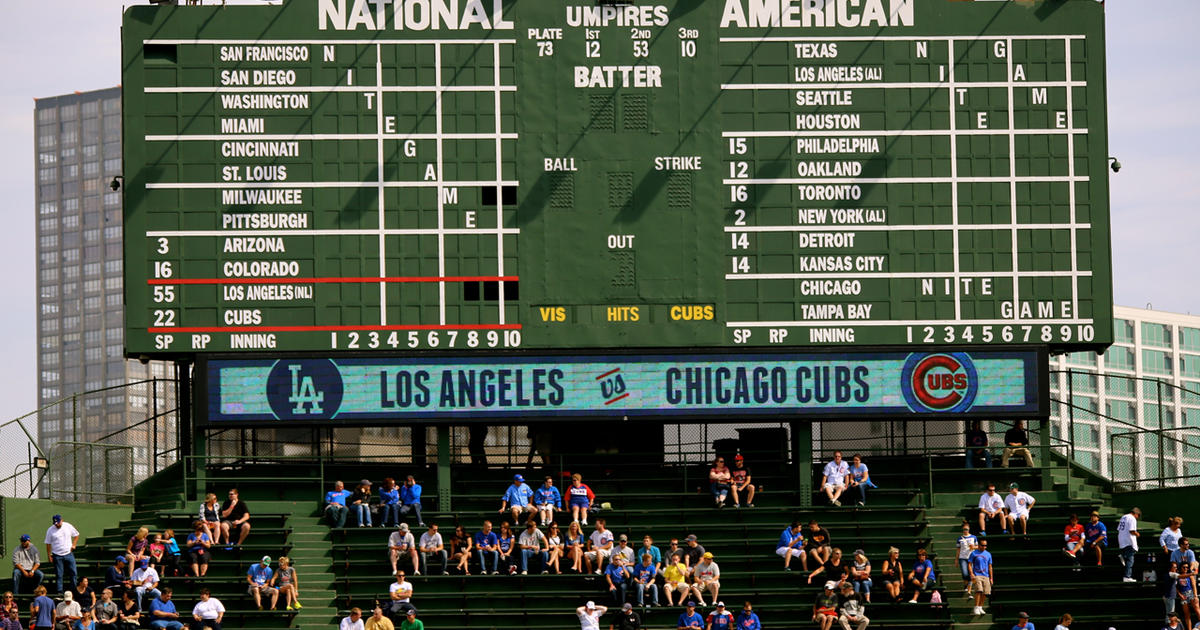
[
  {"xmin": 389, "ymin": 523, "xmax": 419, "ymax": 576},
  {"xmin": 968, "ymin": 538, "xmax": 993, "ymax": 616},
  {"xmin": 567, "ymin": 474, "xmax": 596, "ymax": 525},
  {"xmin": 378, "ymin": 479, "xmax": 401, "ymax": 530},
  {"xmin": 662, "ymin": 554, "xmax": 689, "ymax": 607},
  {"xmin": 364, "ymin": 606, "xmax": 393, "ymax": 630},
  {"xmin": 1117, "ymin": 507, "xmax": 1141, "ymax": 583},
  {"xmin": 324, "ymin": 481, "xmax": 353, "ymax": 528},
  {"xmin": 474, "ymin": 521, "xmax": 500, "ymax": 575},
  {"xmin": 190, "ymin": 588, "xmax": 225, "ymax": 630},
  {"xmin": 349, "ymin": 480, "xmax": 374, "ymax": 528},
  {"xmin": 245, "ymin": 556, "xmax": 278, "ymax": 611},
  {"xmin": 131, "ymin": 559, "xmax": 161, "ymax": 613},
  {"xmin": 605, "ymin": 556, "xmax": 632, "ymax": 604},
  {"xmin": 218, "ymin": 489, "xmax": 251, "ymax": 549},
  {"xmin": 418, "ymin": 524, "xmax": 447, "ymax": 576},
  {"xmin": 500, "ymin": 474, "xmax": 537, "ymax": 522},
  {"xmin": 633, "ymin": 553, "xmax": 660, "ymax": 607},
  {"xmin": 847, "ymin": 455, "xmax": 875, "ymax": 507},
  {"xmin": 576, "ymin": 601, "xmax": 607, "ymax": 630},
  {"xmin": 53, "ymin": 590, "xmax": 82, "ymax": 630},
  {"xmin": 1001, "ymin": 420, "xmax": 1034, "ymax": 468},
  {"xmin": 534, "ymin": 476, "xmax": 563, "ymax": 526},
  {"xmin": 689, "ymin": 552, "xmax": 720, "ymax": 607},
  {"xmin": 1003, "ymin": 483, "xmax": 1036, "ymax": 537},
  {"xmin": 339, "ymin": 607, "xmax": 364, "ymax": 630},
  {"xmin": 676, "ymin": 601, "xmax": 703, "ymax": 630},
  {"xmin": 821, "ymin": 451, "xmax": 850, "ymax": 507},
  {"xmin": 147, "ymin": 588, "xmax": 183, "ymax": 630},
  {"xmin": 585, "ymin": 519, "xmax": 615, "ymax": 575},
  {"xmin": 1080, "ymin": 511, "xmax": 1108, "ymax": 567},
  {"xmin": 812, "ymin": 581, "xmax": 839, "ymax": 630},
  {"xmin": 1011, "ymin": 611, "xmax": 1035, "ymax": 630},
  {"xmin": 709, "ymin": 457, "xmax": 732, "ymax": 508},
  {"xmin": 978, "ymin": 484, "xmax": 1006, "ymax": 536},
  {"xmin": 610, "ymin": 602, "xmax": 641, "ymax": 630},
  {"xmin": 905, "ymin": 549, "xmax": 935, "ymax": 603},
  {"xmin": 517, "ymin": 520, "xmax": 549, "ymax": 575},
  {"xmin": 1163, "ymin": 611, "xmax": 1183, "ymax": 630},
  {"xmin": 706, "ymin": 601, "xmax": 734, "ymax": 630},
  {"xmin": 104, "ymin": 556, "xmax": 131, "ymax": 602},
  {"xmin": 44, "ymin": 515, "xmax": 79, "ymax": 594},
  {"xmin": 399, "ymin": 608, "xmax": 423, "ymax": 630},
  {"xmin": 736, "ymin": 602, "xmax": 761, "ymax": 630},
  {"xmin": 683, "ymin": 535, "xmax": 706, "ymax": 574},
  {"xmin": 778, "ymin": 521, "xmax": 807, "ymax": 572},
  {"xmin": 614, "ymin": 535, "xmax": 636, "ymax": 566},
  {"xmin": 11, "ymin": 533, "xmax": 42, "ymax": 595},
  {"xmin": 387, "ymin": 571, "xmax": 415, "ymax": 620},
  {"xmin": 730, "ymin": 455, "xmax": 754, "ymax": 509},
  {"xmin": 837, "ymin": 582, "xmax": 869, "ymax": 630},
  {"xmin": 399, "ymin": 476, "xmax": 425, "ymax": 528}
]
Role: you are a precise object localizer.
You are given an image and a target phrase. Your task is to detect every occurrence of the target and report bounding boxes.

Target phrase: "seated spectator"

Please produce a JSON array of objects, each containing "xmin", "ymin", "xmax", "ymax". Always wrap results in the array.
[
  {"xmin": 125, "ymin": 529, "xmax": 150, "ymax": 576},
  {"xmin": 219, "ymin": 489, "xmax": 251, "ymax": 549},
  {"xmin": 11, "ymin": 534, "xmax": 43, "ymax": 595},
  {"xmin": 246, "ymin": 556, "xmax": 278, "ymax": 611},
  {"xmin": 1164, "ymin": 611, "xmax": 1183, "ymax": 630},
  {"xmin": 565, "ymin": 522, "xmax": 586, "ymax": 574},
  {"xmin": 1173, "ymin": 538, "xmax": 1198, "ymax": 576},
  {"xmin": 1001, "ymin": 421, "xmax": 1034, "ymax": 468},
  {"xmin": 147, "ymin": 535, "xmax": 166, "ymax": 577},
  {"xmin": 517, "ymin": 521, "xmax": 549, "ymax": 575},
  {"xmin": 777, "ymin": 521, "xmax": 806, "ymax": 572},
  {"xmin": 689, "ymin": 552, "xmax": 720, "ymax": 607},
  {"xmin": 534, "ymin": 476, "xmax": 562, "ymax": 526},
  {"xmin": 339, "ymin": 608, "xmax": 364, "ymax": 630},
  {"xmin": 566, "ymin": 474, "xmax": 595, "ymax": 525},
  {"xmin": 1053, "ymin": 613, "xmax": 1072, "ymax": 630},
  {"xmin": 805, "ymin": 521, "xmax": 832, "ymax": 567},
  {"xmin": 879, "ymin": 548, "xmax": 903, "ymax": 602},
  {"xmin": 837, "ymin": 582, "xmax": 869, "ymax": 630},
  {"xmin": 72, "ymin": 577, "xmax": 96, "ymax": 613},
  {"xmin": 708, "ymin": 457, "xmax": 732, "ymax": 508},
  {"xmin": 443, "ymin": 525, "xmax": 470, "ymax": 576},
  {"xmin": 847, "ymin": 455, "xmax": 874, "ymax": 507},
  {"xmin": 849, "ymin": 550, "xmax": 872, "ymax": 602},
  {"xmin": 1011, "ymin": 611, "xmax": 1034, "ymax": 630},
  {"xmin": 707, "ymin": 602, "xmax": 733, "ymax": 630},
  {"xmin": 1083, "ymin": 513, "xmax": 1111, "ymax": 567},
  {"xmin": 190, "ymin": 588, "xmax": 224, "ymax": 630},
  {"xmin": 633, "ymin": 553, "xmax": 659, "ymax": 607},
  {"xmin": 0, "ymin": 592, "xmax": 18, "ymax": 630},
  {"xmin": 731, "ymin": 455, "xmax": 755, "ymax": 508},
  {"xmin": 115, "ymin": 590, "xmax": 139, "ymax": 630},
  {"xmin": 324, "ymin": 481, "xmax": 352, "ymax": 528},
  {"xmin": 812, "ymin": 581, "xmax": 839, "ymax": 630},
  {"xmin": 977, "ymin": 484, "xmax": 1006, "ymax": 536},
  {"xmin": 1063, "ymin": 514, "xmax": 1085, "ymax": 569},
  {"xmin": 613, "ymin": 602, "xmax": 641, "ymax": 630},
  {"xmin": 605, "ymin": 556, "xmax": 631, "ymax": 604},
  {"xmin": 159, "ymin": 531, "xmax": 180, "ymax": 578},
  {"xmin": 378, "ymin": 479, "xmax": 401, "ymax": 529},
  {"xmin": 31, "ymin": 585, "xmax": 54, "ymax": 630},
  {"xmin": 349, "ymin": 480, "xmax": 374, "ymax": 528},
  {"xmin": 399, "ymin": 477, "xmax": 424, "ymax": 528},
  {"xmin": 104, "ymin": 557, "xmax": 130, "ymax": 603},
  {"xmin": 272, "ymin": 556, "xmax": 300, "ymax": 611},
  {"xmin": 969, "ymin": 538, "xmax": 993, "ymax": 616},
  {"xmin": 496, "ymin": 521, "xmax": 517, "ymax": 575},
  {"xmin": 545, "ymin": 523, "xmax": 565, "ymax": 574},
  {"xmin": 585, "ymin": 520, "xmax": 615, "ymax": 575},
  {"xmin": 736, "ymin": 602, "xmax": 761, "ymax": 630},
  {"xmin": 683, "ymin": 535, "xmax": 706, "ymax": 575},
  {"xmin": 576, "ymin": 602, "xmax": 607, "ymax": 630},
  {"xmin": 665, "ymin": 539, "xmax": 684, "ymax": 568},
  {"xmin": 365, "ymin": 606, "xmax": 393, "ymax": 630},
  {"xmin": 388, "ymin": 524, "xmax": 419, "ymax": 576},
  {"xmin": 822, "ymin": 452, "xmax": 850, "ymax": 507},
  {"xmin": 500, "ymin": 475, "xmax": 536, "ymax": 523},
  {"xmin": 53, "ymin": 590, "xmax": 82, "ymax": 630},
  {"xmin": 614, "ymin": 535, "xmax": 636, "ymax": 567},
  {"xmin": 185, "ymin": 523, "xmax": 211, "ymax": 578},
  {"xmin": 197, "ymin": 495, "xmax": 220, "ymax": 544},
  {"xmin": 639, "ymin": 536, "xmax": 662, "ymax": 573},
  {"xmin": 808, "ymin": 548, "xmax": 849, "ymax": 587},
  {"xmin": 1175, "ymin": 561, "xmax": 1199, "ymax": 630},
  {"xmin": 92, "ymin": 590, "xmax": 117, "ymax": 628},
  {"xmin": 676, "ymin": 601, "xmax": 703, "ymax": 629},
  {"xmin": 965, "ymin": 420, "xmax": 992, "ymax": 469},
  {"xmin": 400, "ymin": 609, "xmax": 422, "ymax": 630},
  {"xmin": 132, "ymin": 559, "xmax": 161, "ymax": 612},
  {"xmin": 662, "ymin": 557, "xmax": 688, "ymax": 607},
  {"xmin": 418, "ymin": 524, "xmax": 447, "ymax": 576},
  {"xmin": 956, "ymin": 525, "xmax": 978, "ymax": 592},
  {"xmin": 474, "ymin": 521, "xmax": 499, "ymax": 575},
  {"xmin": 387, "ymin": 571, "xmax": 415, "ymax": 620},
  {"xmin": 147, "ymin": 588, "xmax": 184, "ymax": 630},
  {"xmin": 905, "ymin": 549, "xmax": 935, "ymax": 603},
  {"xmin": 1003, "ymin": 483, "xmax": 1035, "ymax": 537}
]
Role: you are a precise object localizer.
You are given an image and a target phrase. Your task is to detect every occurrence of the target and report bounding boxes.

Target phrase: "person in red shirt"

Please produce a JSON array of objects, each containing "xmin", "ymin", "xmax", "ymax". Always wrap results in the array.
[
  {"xmin": 566, "ymin": 474, "xmax": 596, "ymax": 526},
  {"xmin": 1063, "ymin": 514, "xmax": 1085, "ymax": 569},
  {"xmin": 730, "ymin": 456, "xmax": 754, "ymax": 508}
]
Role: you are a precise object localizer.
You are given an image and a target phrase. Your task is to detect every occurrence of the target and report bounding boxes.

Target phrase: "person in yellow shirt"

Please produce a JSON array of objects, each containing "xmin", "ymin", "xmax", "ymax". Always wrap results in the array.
[
  {"xmin": 663, "ymin": 558, "xmax": 689, "ymax": 606},
  {"xmin": 365, "ymin": 605, "xmax": 394, "ymax": 630}
]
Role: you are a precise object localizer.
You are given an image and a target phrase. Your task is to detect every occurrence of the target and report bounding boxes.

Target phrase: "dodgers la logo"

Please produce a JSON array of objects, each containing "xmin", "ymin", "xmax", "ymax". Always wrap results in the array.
[
  {"xmin": 900, "ymin": 352, "xmax": 978, "ymax": 413},
  {"xmin": 265, "ymin": 359, "xmax": 344, "ymax": 420}
]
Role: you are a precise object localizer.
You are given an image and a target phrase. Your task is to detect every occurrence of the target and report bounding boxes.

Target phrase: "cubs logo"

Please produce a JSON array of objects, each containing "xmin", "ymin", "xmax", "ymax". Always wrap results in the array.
[
  {"xmin": 265, "ymin": 358, "xmax": 345, "ymax": 420},
  {"xmin": 900, "ymin": 352, "xmax": 978, "ymax": 413}
]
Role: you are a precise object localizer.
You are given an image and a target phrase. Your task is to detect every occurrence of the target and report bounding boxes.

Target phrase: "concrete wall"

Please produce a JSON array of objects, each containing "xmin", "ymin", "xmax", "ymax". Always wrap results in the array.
[
  {"xmin": 1113, "ymin": 487, "xmax": 1200, "ymax": 529},
  {"xmin": 1, "ymin": 497, "xmax": 131, "ymax": 557}
]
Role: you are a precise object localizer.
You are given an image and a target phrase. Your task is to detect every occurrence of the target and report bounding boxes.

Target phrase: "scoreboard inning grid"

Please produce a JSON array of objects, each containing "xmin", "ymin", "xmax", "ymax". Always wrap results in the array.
[{"xmin": 122, "ymin": 0, "xmax": 1113, "ymax": 356}]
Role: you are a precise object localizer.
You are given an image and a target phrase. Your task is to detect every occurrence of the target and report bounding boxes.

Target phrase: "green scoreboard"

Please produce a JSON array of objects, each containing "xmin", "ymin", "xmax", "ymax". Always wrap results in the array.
[{"xmin": 122, "ymin": 0, "xmax": 1113, "ymax": 356}]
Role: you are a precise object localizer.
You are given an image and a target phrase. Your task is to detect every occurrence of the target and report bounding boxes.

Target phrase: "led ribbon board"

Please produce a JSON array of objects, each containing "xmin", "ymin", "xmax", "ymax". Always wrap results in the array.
[
  {"xmin": 199, "ymin": 349, "xmax": 1045, "ymax": 423},
  {"xmin": 123, "ymin": 0, "xmax": 1112, "ymax": 355}
]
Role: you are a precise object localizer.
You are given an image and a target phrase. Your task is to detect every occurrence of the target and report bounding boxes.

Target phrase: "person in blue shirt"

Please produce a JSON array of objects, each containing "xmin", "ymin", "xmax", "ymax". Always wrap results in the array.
[
  {"xmin": 639, "ymin": 536, "xmax": 663, "ymax": 573},
  {"xmin": 905, "ymin": 549, "xmax": 935, "ymax": 603},
  {"xmin": 677, "ymin": 601, "xmax": 704, "ymax": 629},
  {"xmin": 31, "ymin": 585, "xmax": 54, "ymax": 630},
  {"xmin": 500, "ymin": 475, "xmax": 536, "ymax": 523},
  {"xmin": 633, "ymin": 553, "xmax": 659, "ymax": 606},
  {"xmin": 776, "ymin": 521, "xmax": 805, "ymax": 572},
  {"xmin": 1172, "ymin": 538, "xmax": 1198, "ymax": 574},
  {"xmin": 147, "ymin": 588, "xmax": 184, "ymax": 630},
  {"xmin": 399, "ymin": 476, "xmax": 425, "ymax": 528},
  {"xmin": 496, "ymin": 522, "xmax": 517, "ymax": 575},
  {"xmin": 605, "ymin": 555, "xmax": 631, "ymax": 604},
  {"xmin": 968, "ymin": 538, "xmax": 994, "ymax": 616},
  {"xmin": 474, "ymin": 521, "xmax": 500, "ymax": 575},
  {"xmin": 846, "ymin": 455, "xmax": 876, "ymax": 507},
  {"xmin": 1011, "ymin": 611, "xmax": 1034, "ymax": 630},
  {"xmin": 735, "ymin": 601, "xmax": 761, "ymax": 630},
  {"xmin": 378, "ymin": 478, "xmax": 401, "ymax": 529},
  {"xmin": 324, "ymin": 481, "xmax": 352, "ymax": 528},
  {"xmin": 1082, "ymin": 511, "xmax": 1108, "ymax": 567},
  {"xmin": 534, "ymin": 476, "xmax": 563, "ymax": 526},
  {"xmin": 246, "ymin": 556, "xmax": 279, "ymax": 610}
]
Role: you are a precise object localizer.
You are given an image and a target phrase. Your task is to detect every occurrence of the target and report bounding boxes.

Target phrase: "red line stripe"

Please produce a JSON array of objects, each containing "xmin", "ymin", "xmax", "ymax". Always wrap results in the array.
[
  {"xmin": 148, "ymin": 275, "xmax": 518, "ymax": 286},
  {"xmin": 594, "ymin": 368, "xmax": 621, "ymax": 381},
  {"xmin": 148, "ymin": 323, "xmax": 521, "ymax": 333},
  {"xmin": 604, "ymin": 393, "xmax": 631, "ymax": 405}
]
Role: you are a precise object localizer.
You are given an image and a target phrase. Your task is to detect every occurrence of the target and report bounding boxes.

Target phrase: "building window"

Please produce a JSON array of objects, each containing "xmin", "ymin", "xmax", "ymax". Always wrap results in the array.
[
  {"xmin": 105, "ymin": 277, "xmax": 121, "ymax": 290},
  {"xmin": 1142, "ymin": 323, "xmax": 1173, "ymax": 348},
  {"xmin": 1106, "ymin": 376, "xmax": 1136, "ymax": 398},
  {"xmin": 1104, "ymin": 346, "xmax": 1135, "ymax": 371},
  {"xmin": 37, "ymin": 107, "xmax": 57, "ymax": 123},
  {"xmin": 1181, "ymin": 328, "xmax": 1200, "ymax": 353},
  {"xmin": 39, "ymin": 202, "xmax": 58, "ymax": 216},
  {"xmin": 106, "ymin": 293, "xmax": 121, "ymax": 307},
  {"xmin": 1114, "ymin": 319, "xmax": 1135, "ymax": 344},
  {"xmin": 1142, "ymin": 350, "xmax": 1174, "ymax": 376},
  {"xmin": 1182, "ymin": 354, "xmax": 1200, "ymax": 380},
  {"xmin": 104, "ymin": 259, "xmax": 121, "ymax": 274},
  {"xmin": 38, "ymin": 168, "xmax": 56, "ymax": 183},
  {"xmin": 39, "ymin": 152, "xmax": 57, "ymax": 166},
  {"xmin": 41, "ymin": 353, "xmax": 60, "ymax": 367},
  {"xmin": 1066, "ymin": 352, "xmax": 1097, "ymax": 368}
]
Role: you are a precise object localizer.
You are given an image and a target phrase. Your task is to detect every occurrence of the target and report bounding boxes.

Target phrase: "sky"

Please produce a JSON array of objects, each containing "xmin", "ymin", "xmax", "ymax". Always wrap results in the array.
[{"xmin": 0, "ymin": 0, "xmax": 1196, "ymax": 431}]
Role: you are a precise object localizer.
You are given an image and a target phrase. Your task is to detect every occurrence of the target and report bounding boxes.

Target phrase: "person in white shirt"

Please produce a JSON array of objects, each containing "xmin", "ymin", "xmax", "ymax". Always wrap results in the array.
[
  {"xmin": 1117, "ymin": 507, "xmax": 1142, "ymax": 583},
  {"xmin": 822, "ymin": 451, "xmax": 850, "ymax": 507},
  {"xmin": 1003, "ymin": 483, "xmax": 1036, "ymax": 537},
  {"xmin": 575, "ymin": 601, "xmax": 606, "ymax": 630},
  {"xmin": 340, "ymin": 607, "xmax": 365, "ymax": 630},
  {"xmin": 956, "ymin": 525, "xmax": 978, "ymax": 593},
  {"xmin": 190, "ymin": 588, "xmax": 225, "ymax": 630},
  {"xmin": 418, "ymin": 524, "xmax": 446, "ymax": 576},
  {"xmin": 977, "ymin": 484, "xmax": 1006, "ymax": 535},
  {"xmin": 1052, "ymin": 612, "xmax": 1073, "ymax": 630},
  {"xmin": 131, "ymin": 559, "xmax": 161, "ymax": 612},
  {"xmin": 388, "ymin": 524, "xmax": 420, "ymax": 576},
  {"xmin": 387, "ymin": 571, "xmax": 415, "ymax": 619},
  {"xmin": 1162, "ymin": 517, "xmax": 1185, "ymax": 558},
  {"xmin": 584, "ymin": 519, "xmax": 614, "ymax": 575},
  {"xmin": 44, "ymin": 515, "xmax": 80, "ymax": 594}
]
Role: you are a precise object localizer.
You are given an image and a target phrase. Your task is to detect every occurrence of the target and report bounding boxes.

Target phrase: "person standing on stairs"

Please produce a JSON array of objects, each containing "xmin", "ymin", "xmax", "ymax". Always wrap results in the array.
[
  {"xmin": 968, "ymin": 538, "xmax": 994, "ymax": 616},
  {"xmin": 1118, "ymin": 507, "xmax": 1142, "ymax": 583},
  {"xmin": 957, "ymin": 525, "xmax": 978, "ymax": 592}
]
